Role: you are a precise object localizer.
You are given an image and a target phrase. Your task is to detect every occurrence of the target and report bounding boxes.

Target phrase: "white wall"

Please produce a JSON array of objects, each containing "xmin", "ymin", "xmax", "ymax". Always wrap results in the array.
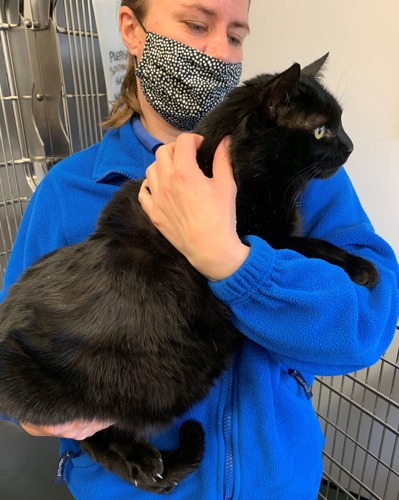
[{"xmin": 242, "ymin": 0, "xmax": 399, "ymax": 256}]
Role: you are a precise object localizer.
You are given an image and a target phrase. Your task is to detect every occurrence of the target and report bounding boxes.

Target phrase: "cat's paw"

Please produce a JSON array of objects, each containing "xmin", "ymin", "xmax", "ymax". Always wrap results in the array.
[
  {"xmin": 132, "ymin": 461, "xmax": 178, "ymax": 494},
  {"xmin": 135, "ymin": 475, "xmax": 178, "ymax": 495},
  {"xmin": 128, "ymin": 444, "xmax": 177, "ymax": 494},
  {"xmin": 128, "ymin": 446, "xmax": 163, "ymax": 485},
  {"xmin": 346, "ymin": 256, "xmax": 379, "ymax": 288}
]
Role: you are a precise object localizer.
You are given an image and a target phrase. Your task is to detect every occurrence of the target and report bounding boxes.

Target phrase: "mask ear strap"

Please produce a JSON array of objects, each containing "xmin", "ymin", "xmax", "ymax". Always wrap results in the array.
[
  {"xmin": 129, "ymin": 8, "xmax": 148, "ymax": 34},
  {"xmin": 126, "ymin": 8, "xmax": 147, "ymax": 66}
]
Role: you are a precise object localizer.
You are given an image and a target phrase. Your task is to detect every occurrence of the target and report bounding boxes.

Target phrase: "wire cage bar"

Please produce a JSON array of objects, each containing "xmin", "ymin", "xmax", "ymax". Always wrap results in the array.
[
  {"xmin": 315, "ymin": 330, "xmax": 399, "ymax": 500},
  {"xmin": 0, "ymin": 1, "xmax": 34, "ymax": 282},
  {"xmin": 0, "ymin": 0, "xmax": 108, "ymax": 282},
  {"xmin": 0, "ymin": 2, "xmax": 398, "ymax": 499},
  {"xmin": 53, "ymin": 0, "xmax": 107, "ymax": 152}
]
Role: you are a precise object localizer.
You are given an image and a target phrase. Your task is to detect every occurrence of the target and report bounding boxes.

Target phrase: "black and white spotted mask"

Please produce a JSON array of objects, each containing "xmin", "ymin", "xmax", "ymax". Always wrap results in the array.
[{"xmin": 135, "ymin": 31, "xmax": 242, "ymax": 131}]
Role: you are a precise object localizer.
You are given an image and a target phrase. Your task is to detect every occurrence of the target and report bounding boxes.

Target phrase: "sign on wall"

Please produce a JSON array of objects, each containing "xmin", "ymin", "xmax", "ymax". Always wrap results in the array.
[{"xmin": 92, "ymin": 0, "xmax": 129, "ymax": 109}]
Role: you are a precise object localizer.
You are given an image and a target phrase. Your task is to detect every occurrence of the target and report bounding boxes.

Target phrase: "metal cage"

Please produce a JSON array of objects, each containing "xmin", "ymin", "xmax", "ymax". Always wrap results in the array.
[
  {"xmin": 0, "ymin": 1, "xmax": 398, "ymax": 498},
  {"xmin": 0, "ymin": 0, "xmax": 107, "ymax": 283},
  {"xmin": 315, "ymin": 330, "xmax": 399, "ymax": 500}
]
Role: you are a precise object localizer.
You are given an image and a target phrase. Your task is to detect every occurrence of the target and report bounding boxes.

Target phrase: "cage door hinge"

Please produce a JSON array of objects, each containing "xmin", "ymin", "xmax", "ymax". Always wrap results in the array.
[{"xmin": 23, "ymin": 0, "xmax": 54, "ymax": 31}]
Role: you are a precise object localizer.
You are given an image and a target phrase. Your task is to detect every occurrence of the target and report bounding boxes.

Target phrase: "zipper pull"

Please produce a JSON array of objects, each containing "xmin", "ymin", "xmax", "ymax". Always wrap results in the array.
[
  {"xmin": 288, "ymin": 369, "xmax": 313, "ymax": 400},
  {"xmin": 55, "ymin": 450, "xmax": 75, "ymax": 483}
]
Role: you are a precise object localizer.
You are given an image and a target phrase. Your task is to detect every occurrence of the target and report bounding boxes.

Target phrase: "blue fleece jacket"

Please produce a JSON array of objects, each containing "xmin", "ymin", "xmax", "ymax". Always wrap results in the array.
[{"xmin": 1, "ymin": 117, "xmax": 398, "ymax": 500}]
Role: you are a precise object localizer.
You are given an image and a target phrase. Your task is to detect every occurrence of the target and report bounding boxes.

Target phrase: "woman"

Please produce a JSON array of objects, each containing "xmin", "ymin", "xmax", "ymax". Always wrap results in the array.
[{"xmin": 1, "ymin": 0, "xmax": 398, "ymax": 498}]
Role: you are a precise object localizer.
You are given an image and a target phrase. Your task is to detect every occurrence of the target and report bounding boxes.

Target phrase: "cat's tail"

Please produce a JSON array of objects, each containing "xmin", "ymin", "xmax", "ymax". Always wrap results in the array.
[{"xmin": 156, "ymin": 420, "xmax": 205, "ymax": 494}]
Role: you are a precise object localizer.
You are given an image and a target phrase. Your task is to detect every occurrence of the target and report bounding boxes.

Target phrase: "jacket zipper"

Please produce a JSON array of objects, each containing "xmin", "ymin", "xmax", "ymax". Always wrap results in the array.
[{"xmin": 223, "ymin": 355, "xmax": 236, "ymax": 500}]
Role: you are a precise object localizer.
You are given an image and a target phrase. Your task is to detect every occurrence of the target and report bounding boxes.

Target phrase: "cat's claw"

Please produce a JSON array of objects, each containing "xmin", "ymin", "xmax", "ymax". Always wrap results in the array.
[
  {"xmin": 128, "ymin": 444, "xmax": 165, "ymax": 491},
  {"xmin": 134, "ymin": 474, "xmax": 178, "ymax": 494}
]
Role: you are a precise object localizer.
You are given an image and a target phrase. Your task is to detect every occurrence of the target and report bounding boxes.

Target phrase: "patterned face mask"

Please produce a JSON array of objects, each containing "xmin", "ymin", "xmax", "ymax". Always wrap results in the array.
[{"xmin": 135, "ymin": 30, "xmax": 242, "ymax": 131}]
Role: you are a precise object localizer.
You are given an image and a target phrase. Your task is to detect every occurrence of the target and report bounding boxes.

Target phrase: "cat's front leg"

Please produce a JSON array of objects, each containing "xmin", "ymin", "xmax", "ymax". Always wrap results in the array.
[
  {"xmin": 81, "ymin": 427, "xmax": 170, "ymax": 493},
  {"xmin": 81, "ymin": 420, "xmax": 204, "ymax": 494},
  {"xmin": 271, "ymin": 236, "xmax": 379, "ymax": 288}
]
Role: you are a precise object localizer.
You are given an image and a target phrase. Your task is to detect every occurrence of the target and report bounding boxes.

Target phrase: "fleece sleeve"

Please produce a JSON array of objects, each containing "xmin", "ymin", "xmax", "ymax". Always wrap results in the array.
[
  {"xmin": 209, "ymin": 168, "xmax": 399, "ymax": 376},
  {"xmin": 0, "ymin": 174, "xmax": 68, "ymax": 303}
]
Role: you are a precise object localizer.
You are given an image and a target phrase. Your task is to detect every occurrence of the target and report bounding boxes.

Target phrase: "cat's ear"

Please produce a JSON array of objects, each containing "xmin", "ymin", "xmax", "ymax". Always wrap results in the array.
[
  {"xmin": 266, "ymin": 63, "xmax": 301, "ymax": 118},
  {"xmin": 302, "ymin": 53, "xmax": 329, "ymax": 80}
]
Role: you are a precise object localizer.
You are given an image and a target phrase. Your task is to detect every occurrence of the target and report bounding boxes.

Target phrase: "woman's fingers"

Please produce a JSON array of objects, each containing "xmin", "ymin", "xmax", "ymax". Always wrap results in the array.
[{"xmin": 20, "ymin": 419, "xmax": 114, "ymax": 440}]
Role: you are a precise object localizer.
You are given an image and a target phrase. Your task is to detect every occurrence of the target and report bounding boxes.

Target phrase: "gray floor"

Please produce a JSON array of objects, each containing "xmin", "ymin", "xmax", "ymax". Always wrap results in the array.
[{"xmin": 0, "ymin": 421, "xmax": 73, "ymax": 500}]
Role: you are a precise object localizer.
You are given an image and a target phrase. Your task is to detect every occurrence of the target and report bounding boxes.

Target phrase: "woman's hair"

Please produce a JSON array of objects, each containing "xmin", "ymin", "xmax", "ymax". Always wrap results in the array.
[
  {"xmin": 103, "ymin": 0, "xmax": 250, "ymax": 130},
  {"xmin": 102, "ymin": 0, "xmax": 150, "ymax": 129}
]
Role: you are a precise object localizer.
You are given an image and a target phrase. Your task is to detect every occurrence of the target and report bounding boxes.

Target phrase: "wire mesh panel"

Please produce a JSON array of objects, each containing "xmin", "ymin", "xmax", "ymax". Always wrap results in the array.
[
  {"xmin": 0, "ymin": 2, "xmax": 35, "ymax": 282},
  {"xmin": 315, "ymin": 327, "xmax": 399, "ymax": 500},
  {"xmin": 53, "ymin": 0, "xmax": 108, "ymax": 152},
  {"xmin": 0, "ymin": 0, "xmax": 107, "ymax": 285}
]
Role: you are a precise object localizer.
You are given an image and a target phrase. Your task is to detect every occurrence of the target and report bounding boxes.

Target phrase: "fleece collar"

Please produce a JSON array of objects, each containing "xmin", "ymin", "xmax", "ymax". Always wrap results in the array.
[{"xmin": 92, "ymin": 116, "xmax": 163, "ymax": 183}]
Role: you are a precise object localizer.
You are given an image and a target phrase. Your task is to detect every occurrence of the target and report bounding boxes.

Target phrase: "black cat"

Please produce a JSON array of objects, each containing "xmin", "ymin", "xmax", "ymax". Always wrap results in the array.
[{"xmin": 0, "ymin": 54, "xmax": 378, "ymax": 494}]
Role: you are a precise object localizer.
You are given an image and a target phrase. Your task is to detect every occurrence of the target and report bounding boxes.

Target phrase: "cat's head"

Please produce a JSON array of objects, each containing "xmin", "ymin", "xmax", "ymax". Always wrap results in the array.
[{"xmin": 237, "ymin": 53, "xmax": 353, "ymax": 181}]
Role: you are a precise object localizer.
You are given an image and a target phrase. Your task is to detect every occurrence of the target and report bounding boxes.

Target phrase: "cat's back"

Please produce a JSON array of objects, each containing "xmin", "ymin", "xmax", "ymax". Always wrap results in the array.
[{"xmin": 0, "ymin": 179, "xmax": 206, "ymax": 339}]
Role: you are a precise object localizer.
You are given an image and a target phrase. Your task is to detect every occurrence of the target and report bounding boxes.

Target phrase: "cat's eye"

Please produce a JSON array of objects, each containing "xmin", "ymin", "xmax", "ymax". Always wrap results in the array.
[{"xmin": 314, "ymin": 126, "xmax": 326, "ymax": 140}]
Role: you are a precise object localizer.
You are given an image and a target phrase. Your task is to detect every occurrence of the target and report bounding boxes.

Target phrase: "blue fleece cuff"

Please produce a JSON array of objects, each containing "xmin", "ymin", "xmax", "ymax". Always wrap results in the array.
[{"xmin": 208, "ymin": 235, "xmax": 275, "ymax": 305}]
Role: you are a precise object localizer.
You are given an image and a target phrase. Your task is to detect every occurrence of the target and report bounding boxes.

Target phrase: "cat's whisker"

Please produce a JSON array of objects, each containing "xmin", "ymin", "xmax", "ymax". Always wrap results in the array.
[
  {"xmin": 283, "ymin": 164, "xmax": 317, "ymax": 215},
  {"xmin": 284, "ymin": 155, "xmax": 330, "ymax": 221},
  {"xmin": 211, "ymin": 338, "xmax": 218, "ymax": 352},
  {"xmin": 285, "ymin": 173, "xmax": 313, "ymax": 221},
  {"xmin": 286, "ymin": 150, "xmax": 331, "ymax": 197}
]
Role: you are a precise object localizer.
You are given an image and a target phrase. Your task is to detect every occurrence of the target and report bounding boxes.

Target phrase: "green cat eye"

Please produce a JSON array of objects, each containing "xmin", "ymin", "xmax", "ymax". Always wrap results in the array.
[{"xmin": 314, "ymin": 126, "xmax": 326, "ymax": 140}]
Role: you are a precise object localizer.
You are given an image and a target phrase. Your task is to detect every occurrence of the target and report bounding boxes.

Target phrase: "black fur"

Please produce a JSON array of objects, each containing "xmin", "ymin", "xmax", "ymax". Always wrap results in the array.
[{"xmin": 0, "ymin": 54, "xmax": 378, "ymax": 494}]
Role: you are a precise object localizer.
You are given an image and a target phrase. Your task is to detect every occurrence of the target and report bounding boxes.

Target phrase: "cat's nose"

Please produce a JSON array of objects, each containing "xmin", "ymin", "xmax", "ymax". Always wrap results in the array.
[
  {"xmin": 338, "ymin": 125, "xmax": 354, "ymax": 154},
  {"xmin": 343, "ymin": 135, "xmax": 354, "ymax": 154}
]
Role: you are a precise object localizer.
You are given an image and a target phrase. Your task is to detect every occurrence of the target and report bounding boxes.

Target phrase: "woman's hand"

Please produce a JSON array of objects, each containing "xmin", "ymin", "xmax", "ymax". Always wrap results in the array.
[
  {"xmin": 138, "ymin": 133, "xmax": 249, "ymax": 281},
  {"xmin": 20, "ymin": 420, "xmax": 114, "ymax": 440}
]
